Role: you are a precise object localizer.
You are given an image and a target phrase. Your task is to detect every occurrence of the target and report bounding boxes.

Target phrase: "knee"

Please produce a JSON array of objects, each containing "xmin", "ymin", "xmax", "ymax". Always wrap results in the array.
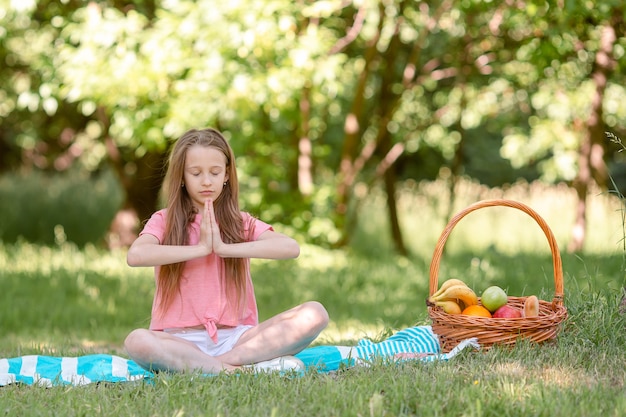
[
  {"xmin": 300, "ymin": 301, "xmax": 329, "ymax": 332},
  {"xmin": 124, "ymin": 328, "xmax": 153, "ymax": 358}
]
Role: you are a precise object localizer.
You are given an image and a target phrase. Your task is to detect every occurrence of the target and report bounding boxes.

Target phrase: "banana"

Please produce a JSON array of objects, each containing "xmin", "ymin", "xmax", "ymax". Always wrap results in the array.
[
  {"xmin": 430, "ymin": 284, "xmax": 479, "ymax": 307},
  {"xmin": 523, "ymin": 295, "xmax": 539, "ymax": 318},
  {"xmin": 434, "ymin": 300, "xmax": 463, "ymax": 314},
  {"xmin": 431, "ymin": 278, "xmax": 468, "ymax": 299}
]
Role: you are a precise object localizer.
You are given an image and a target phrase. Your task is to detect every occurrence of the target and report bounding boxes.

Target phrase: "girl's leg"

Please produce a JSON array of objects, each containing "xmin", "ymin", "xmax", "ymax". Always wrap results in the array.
[
  {"xmin": 125, "ymin": 301, "xmax": 329, "ymax": 372},
  {"xmin": 124, "ymin": 328, "xmax": 237, "ymax": 373},
  {"xmin": 217, "ymin": 301, "xmax": 329, "ymax": 365}
]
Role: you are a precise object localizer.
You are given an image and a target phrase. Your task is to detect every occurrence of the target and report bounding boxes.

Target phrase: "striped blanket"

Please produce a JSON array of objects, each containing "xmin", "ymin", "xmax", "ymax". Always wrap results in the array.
[{"xmin": 0, "ymin": 326, "xmax": 478, "ymax": 387}]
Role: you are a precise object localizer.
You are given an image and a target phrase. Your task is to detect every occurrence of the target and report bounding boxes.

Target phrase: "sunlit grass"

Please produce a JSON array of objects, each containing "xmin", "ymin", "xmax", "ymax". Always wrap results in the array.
[
  {"xmin": 387, "ymin": 178, "xmax": 623, "ymax": 257},
  {"xmin": 2, "ymin": 178, "xmax": 625, "ymax": 354},
  {"xmin": 1, "ymin": 178, "xmax": 625, "ymax": 416}
]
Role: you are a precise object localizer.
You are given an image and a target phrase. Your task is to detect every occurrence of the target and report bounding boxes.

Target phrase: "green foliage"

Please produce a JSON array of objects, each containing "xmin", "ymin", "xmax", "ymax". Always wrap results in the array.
[
  {"xmin": 0, "ymin": 169, "xmax": 123, "ymax": 246},
  {"xmin": 1, "ymin": 0, "xmax": 625, "ymax": 249}
]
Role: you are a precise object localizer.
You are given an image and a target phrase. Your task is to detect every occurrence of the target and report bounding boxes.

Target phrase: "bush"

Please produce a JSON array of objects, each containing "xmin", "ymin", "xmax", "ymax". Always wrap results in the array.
[{"xmin": 0, "ymin": 169, "xmax": 124, "ymax": 246}]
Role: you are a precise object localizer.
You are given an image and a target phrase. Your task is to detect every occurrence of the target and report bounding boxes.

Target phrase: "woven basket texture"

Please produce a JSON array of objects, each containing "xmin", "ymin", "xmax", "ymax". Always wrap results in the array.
[{"xmin": 428, "ymin": 199, "xmax": 568, "ymax": 353}]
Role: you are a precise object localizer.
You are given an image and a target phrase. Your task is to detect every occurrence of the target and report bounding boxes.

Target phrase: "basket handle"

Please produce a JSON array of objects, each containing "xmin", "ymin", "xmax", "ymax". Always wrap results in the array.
[{"xmin": 428, "ymin": 199, "xmax": 564, "ymax": 306}]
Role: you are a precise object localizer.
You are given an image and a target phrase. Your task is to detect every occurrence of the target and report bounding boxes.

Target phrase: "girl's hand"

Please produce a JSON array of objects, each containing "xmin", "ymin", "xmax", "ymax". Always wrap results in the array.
[
  {"xmin": 199, "ymin": 199, "xmax": 213, "ymax": 254},
  {"xmin": 201, "ymin": 199, "xmax": 225, "ymax": 255},
  {"xmin": 198, "ymin": 199, "xmax": 299, "ymax": 260}
]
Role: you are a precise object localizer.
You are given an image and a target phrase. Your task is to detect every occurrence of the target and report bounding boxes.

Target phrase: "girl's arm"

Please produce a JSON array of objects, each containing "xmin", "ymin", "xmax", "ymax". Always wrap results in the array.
[
  {"xmin": 206, "ymin": 199, "xmax": 300, "ymax": 260},
  {"xmin": 127, "ymin": 229, "xmax": 299, "ymax": 268},
  {"xmin": 214, "ymin": 229, "xmax": 300, "ymax": 260},
  {"xmin": 126, "ymin": 233, "xmax": 211, "ymax": 267},
  {"xmin": 127, "ymin": 200, "xmax": 300, "ymax": 267}
]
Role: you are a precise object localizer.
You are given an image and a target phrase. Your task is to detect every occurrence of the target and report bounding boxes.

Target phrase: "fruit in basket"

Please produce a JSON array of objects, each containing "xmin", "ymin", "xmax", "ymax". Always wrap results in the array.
[
  {"xmin": 431, "ymin": 278, "xmax": 467, "ymax": 299},
  {"xmin": 428, "ymin": 282, "xmax": 478, "ymax": 307},
  {"xmin": 481, "ymin": 286, "xmax": 508, "ymax": 312},
  {"xmin": 523, "ymin": 295, "xmax": 540, "ymax": 317},
  {"xmin": 462, "ymin": 305, "xmax": 492, "ymax": 318},
  {"xmin": 434, "ymin": 300, "xmax": 463, "ymax": 314},
  {"xmin": 492, "ymin": 304, "xmax": 522, "ymax": 318}
]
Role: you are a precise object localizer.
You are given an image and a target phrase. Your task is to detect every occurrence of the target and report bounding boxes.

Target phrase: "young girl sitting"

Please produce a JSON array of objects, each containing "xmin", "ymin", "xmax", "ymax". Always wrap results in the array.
[{"xmin": 124, "ymin": 128, "xmax": 329, "ymax": 374}]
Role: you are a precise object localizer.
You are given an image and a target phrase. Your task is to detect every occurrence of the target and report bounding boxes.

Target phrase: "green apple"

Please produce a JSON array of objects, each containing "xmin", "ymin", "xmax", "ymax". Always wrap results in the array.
[{"xmin": 481, "ymin": 286, "xmax": 508, "ymax": 312}]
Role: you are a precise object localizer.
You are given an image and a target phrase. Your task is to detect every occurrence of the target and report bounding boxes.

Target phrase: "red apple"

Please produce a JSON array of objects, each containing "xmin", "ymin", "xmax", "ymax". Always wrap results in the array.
[{"xmin": 492, "ymin": 305, "xmax": 522, "ymax": 318}]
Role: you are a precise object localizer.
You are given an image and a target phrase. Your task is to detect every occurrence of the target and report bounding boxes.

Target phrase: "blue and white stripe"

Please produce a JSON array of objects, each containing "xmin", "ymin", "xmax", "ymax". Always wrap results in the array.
[
  {"xmin": 295, "ymin": 325, "xmax": 478, "ymax": 371},
  {"xmin": 0, "ymin": 354, "xmax": 150, "ymax": 387},
  {"xmin": 1, "ymin": 326, "xmax": 479, "ymax": 386}
]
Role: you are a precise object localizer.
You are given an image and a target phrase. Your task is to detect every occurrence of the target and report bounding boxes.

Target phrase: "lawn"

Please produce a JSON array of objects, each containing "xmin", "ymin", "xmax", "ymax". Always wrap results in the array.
[{"xmin": 1, "ymin": 180, "xmax": 625, "ymax": 416}]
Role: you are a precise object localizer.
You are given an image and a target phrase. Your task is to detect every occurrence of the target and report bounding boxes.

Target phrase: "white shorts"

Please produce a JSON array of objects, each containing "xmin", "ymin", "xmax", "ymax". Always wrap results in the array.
[{"xmin": 164, "ymin": 325, "xmax": 253, "ymax": 356}]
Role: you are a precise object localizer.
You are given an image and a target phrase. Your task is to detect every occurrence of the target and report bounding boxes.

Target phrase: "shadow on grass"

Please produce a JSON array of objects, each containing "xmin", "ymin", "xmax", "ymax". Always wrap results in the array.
[
  {"xmin": 253, "ymin": 250, "xmax": 625, "ymax": 332},
  {"xmin": 1, "ymin": 248, "xmax": 623, "ymax": 356},
  {"xmin": 0, "ymin": 268, "xmax": 153, "ymax": 356}
]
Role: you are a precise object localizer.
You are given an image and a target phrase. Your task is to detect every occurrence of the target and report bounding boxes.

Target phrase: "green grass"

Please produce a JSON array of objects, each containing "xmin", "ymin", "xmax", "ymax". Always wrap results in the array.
[{"xmin": 1, "ymin": 179, "xmax": 626, "ymax": 416}]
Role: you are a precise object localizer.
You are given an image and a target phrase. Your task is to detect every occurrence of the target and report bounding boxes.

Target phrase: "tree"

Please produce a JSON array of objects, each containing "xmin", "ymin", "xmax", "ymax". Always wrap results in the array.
[
  {"xmin": 1, "ymin": 0, "xmax": 625, "ymax": 253},
  {"xmin": 498, "ymin": 1, "xmax": 625, "ymax": 252},
  {"xmin": 1, "ymin": 0, "xmax": 351, "ymax": 243}
]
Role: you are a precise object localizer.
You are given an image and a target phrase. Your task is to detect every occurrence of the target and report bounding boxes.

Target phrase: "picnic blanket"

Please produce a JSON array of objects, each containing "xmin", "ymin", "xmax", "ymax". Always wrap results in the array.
[{"xmin": 0, "ymin": 326, "xmax": 478, "ymax": 387}]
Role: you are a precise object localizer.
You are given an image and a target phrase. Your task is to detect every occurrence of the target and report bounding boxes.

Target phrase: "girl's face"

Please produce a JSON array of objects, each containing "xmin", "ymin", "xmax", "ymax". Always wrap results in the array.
[{"xmin": 183, "ymin": 144, "xmax": 229, "ymax": 211}]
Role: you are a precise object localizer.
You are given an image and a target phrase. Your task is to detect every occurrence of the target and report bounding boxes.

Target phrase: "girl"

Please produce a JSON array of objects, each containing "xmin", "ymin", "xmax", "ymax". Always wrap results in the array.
[{"xmin": 124, "ymin": 128, "xmax": 329, "ymax": 373}]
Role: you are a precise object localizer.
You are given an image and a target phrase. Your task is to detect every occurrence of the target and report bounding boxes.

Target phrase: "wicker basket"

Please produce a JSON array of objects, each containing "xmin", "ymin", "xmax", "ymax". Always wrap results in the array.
[{"xmin": 427, "ymin": 199, "xmax": 568, "ymax": 352}]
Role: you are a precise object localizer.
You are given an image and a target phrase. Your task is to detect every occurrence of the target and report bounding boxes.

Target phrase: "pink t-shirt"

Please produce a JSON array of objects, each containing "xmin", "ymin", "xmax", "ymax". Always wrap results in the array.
[{"xmin": 140, "ymin": 209, "xmax": 272, "ymax": 343}]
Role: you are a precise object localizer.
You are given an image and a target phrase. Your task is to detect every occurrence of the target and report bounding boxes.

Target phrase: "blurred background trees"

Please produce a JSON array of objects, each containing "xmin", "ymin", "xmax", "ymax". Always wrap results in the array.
[{"xmin": 0, "ymin": 0, "xmax": 624, "ymax": 252}]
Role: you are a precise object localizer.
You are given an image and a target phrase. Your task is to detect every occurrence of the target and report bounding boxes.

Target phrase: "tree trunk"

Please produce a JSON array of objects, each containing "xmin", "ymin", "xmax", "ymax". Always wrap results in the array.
[
  {"xmin": 124, "ymin": 150, "xmax": 169, "ymax": 224},
  {"xmin": 384, "ymin": 165, "xmax": 408, "ymax": 256},
  {"xmin": 334, "ymin": 0, "xmax": 454, "ymax": 249},
  {"xmin": 96, "ymin": 103, "xmax": 169, "ymax": 247},
  {"xmin": 298, "ymin": 85, "xmax": 313, "ymax": 196},
  {"xmin": 105, "ymin": 127, "xmax": 167, "ymax": 247},
  {"xmin": 106, "ymin": 143, "xmax": 169, "ymax": 248},
  {"xmin": 568, "ymin": 23, "xmax": 615, "ymax": 253},
  {"xmin": 570, "ymin": 143, "xmax": 590, "ymax": 253},
  {"xmin": 374, "ymin": 5, "xmax": 408, "ymax": 256},
  {"xmin": 335, "ymin": 2, "xmax": 384, "ymax": 226}
]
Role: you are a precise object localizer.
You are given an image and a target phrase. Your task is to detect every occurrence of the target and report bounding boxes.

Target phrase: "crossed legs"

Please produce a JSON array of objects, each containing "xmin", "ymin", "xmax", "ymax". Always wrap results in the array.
[{"xmin": 124, "ymin": 301, "xmax": 329, "ymax": 374}]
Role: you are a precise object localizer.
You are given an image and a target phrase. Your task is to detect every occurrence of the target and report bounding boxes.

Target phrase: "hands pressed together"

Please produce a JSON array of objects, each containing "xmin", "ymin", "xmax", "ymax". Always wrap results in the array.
[
  {"xmin": 127, "ymin": 195, "xmax": 299, "ymax": 268},
  {"xmin": 199, "ymin": 199, "xmax": 225, "ymax": 256}
]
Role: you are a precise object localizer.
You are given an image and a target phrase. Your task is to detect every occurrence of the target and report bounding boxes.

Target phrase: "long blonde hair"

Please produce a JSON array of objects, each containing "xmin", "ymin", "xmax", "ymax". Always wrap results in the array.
[{"xmin": 157, "ymin": 128, "xmax": 252, "ymax": 317}]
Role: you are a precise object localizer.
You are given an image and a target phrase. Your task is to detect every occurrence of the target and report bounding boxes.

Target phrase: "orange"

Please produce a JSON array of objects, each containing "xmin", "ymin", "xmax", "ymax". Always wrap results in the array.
[{"xmin": 462, "ymin": 305, "xmax": 492, "ymax": 318}]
